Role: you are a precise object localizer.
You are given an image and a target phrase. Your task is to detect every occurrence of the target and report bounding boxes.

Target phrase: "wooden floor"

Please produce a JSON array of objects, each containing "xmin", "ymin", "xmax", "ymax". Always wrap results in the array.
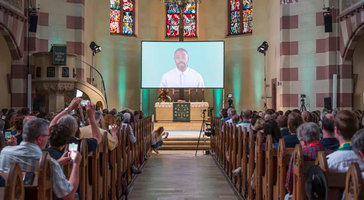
[{"xmin": 128, "ymin": 151, "xmax": 239, "ymax": 200}]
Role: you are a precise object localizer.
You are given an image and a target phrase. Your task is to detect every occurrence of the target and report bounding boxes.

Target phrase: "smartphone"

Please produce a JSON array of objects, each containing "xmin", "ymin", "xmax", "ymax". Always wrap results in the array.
[
  {"xmin": 108, "ymin": 125, "xmax": 112, "ymax": 130},
  {"xmin": 80, "ymin": 121, "xmax": 83, "ymax": 127},
  {"xmin": 1, "ymin": 115, "xmax": 5, "ymax": 120},
  {"xmin": 23, "ymin": 172, "xmax": 35, "ymax": 185},
  {"xmin": 4, "ymin": 131, "xmax": 11, "ymax": 141},
  {"xmin": 69, "ymin": 143, "xmax": 78, "ymax": 160},
  {"xmin": 80, "ymin": 100, "xmax": 90, "ymax": 107}
]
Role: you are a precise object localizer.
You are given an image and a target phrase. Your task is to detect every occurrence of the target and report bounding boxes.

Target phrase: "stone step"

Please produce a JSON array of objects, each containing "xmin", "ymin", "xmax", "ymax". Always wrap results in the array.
[
  {"xmin": 163, "ymin": 141, "xmax": 210, "ymax": 145},
  {"xmin": 164, "ymin": 137, "xmax": 210, "ymax": 141},
  {"xmin": 159, "ymin": 145, "xmax": 210, "ymax": 150}
]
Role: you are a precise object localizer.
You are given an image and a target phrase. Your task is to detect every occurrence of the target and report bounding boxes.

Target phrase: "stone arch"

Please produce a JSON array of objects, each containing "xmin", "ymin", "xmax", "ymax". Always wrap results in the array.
[
  {"xmin": 0, "ymin": 23, "xmax": 22, "ymax": 60},
  {"xmin": 341, "ymin": 23, "xmax": 364, "ymax": 62},
  {"xmin": 339, "ymin": 5, "xmax": 364, "ymax": 62}
]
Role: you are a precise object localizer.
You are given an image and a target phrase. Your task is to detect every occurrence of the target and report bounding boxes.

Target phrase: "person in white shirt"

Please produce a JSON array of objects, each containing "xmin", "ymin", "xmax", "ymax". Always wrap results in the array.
[
  {"xmin": 160, "ymin": 48, "xmax": 204, "ymax": 88},
  {"xmin": 326, "ymin": 111, "xmax": 364, "ymax": 177}
]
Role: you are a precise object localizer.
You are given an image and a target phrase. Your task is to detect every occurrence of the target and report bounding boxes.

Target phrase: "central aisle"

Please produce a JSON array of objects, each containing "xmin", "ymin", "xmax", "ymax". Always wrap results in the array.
[{"xmin": 128, "ymin": 151, "xmax": 239, "ymax": 200}]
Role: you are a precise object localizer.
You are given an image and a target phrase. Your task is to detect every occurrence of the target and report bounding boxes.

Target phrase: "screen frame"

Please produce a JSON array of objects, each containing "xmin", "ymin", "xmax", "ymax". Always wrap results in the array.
[{"xmin": 140, "ymin": 40, "xmax": 225, "ymax": 89}]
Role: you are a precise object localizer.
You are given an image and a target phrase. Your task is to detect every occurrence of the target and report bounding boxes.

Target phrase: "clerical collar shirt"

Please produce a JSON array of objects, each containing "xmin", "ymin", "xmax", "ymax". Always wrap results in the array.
[{"xmin": 160, "ymin": 67, "xmax": 205, "ymax": 88}]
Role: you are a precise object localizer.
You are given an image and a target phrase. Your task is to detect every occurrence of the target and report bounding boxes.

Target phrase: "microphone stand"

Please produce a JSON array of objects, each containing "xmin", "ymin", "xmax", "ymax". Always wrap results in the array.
[{"xmin": 195, "ymin": 109, "xmax": 206, "ymax": 156}]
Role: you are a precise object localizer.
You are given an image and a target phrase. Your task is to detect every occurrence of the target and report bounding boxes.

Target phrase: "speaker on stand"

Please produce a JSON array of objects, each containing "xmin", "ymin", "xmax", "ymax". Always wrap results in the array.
[
  {"xmin": 323, "ymin": 11, "xmax": 332, "ymax": 33},
  {"xmin": 324, "ymin": 97, "xmax": 332, "ymax": 112},
  {"xmin": 28, "ymin": 11, "xmax": 38, "ymax": 33}
]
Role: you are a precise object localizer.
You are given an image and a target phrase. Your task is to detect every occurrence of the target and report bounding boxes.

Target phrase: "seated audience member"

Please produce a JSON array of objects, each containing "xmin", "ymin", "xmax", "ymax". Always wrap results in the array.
[
  {"xmin": 104, "ymin": 108, "xmax": 117, "ymax": 128},
  {"xmin": 120, "ymin": 112, "xmax": 141, "ymax": 174},
  {"xmin": 319, "ymin": 114, "xmax": 339, "ymax": 151},
  {"xmin": 285, "ymin": 123, "xmax": 331, "ymax": 198},
  {"xmin": 139, "ymin": 111, "xmax": 145, "ymax": 120},
  {"xmin": 252, "ymin": 118, "xmax": 265, "ymax": 136},
  {"xmin": 238, "ymin": 109, "xmax": 252, "ymax": 132},
  {"xmin": 133, "ymin": 110, "xmax": 141, "ymax": 122},
  {"xmin": 302, "ymin": 111, "xmax": 313, "ymax": 123},
  {"xmin": 52, "ymin": 98, "xmax": 100, "ymax": 153},
  {"xmin": 0, "ymin": 118, "xmax": 82, "ymax": 199},
  {"xmin": 46, "ymin": 124, "xmax": 73, "ymax": 160},
  {"xmin": 277, "ymin": 115, "xmax": 289, "ymax": 137},
  {"xmin": 232, "ymin": 115, "xmax": 240, "ymax": 124},
  {"xmin": 226, "ymin": 108, "xmax": 237, "ymax": 123},
  {"xmin": 151, "ymin": 127, "xmax": 168, "ymax": 154},
  {"xmin": 351, "ymin": 129, "xmax": 364, "ymax": 177},
  {"xmin": 80, "ymin": 110, "xmax": 118, "ymax": 151},
  {"xmin": 220, "ymin": 108, "xmax": 229, "ymax": 122},
  {"xmin": 121, "ymin": 113, "xmax": 137, "ymax": 144},
  {"xmin": 263, "ymin": 119, "xmax": 281, "ymax": 146},
  {"xmin": 327, "ymin": 110, "xmax": 363, "ymax": 174},
  {"xmin": 283, "ymin": 112, "xmax": 303, "ymax": 148},
  {"xmin": 13, "ymin": 116, "xmax": 24, "ymax": 145},
  {"xmin": 284, "ymin": 110, "xmax": 292, "ymax": 117}
]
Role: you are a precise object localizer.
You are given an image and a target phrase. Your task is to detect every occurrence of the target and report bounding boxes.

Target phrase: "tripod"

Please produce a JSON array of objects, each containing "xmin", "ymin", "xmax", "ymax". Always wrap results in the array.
[
  {"xmin": 300, "ymin": 98, "xmax": 307, "ymax": 112},
  {"xmin": 195, "ymin": 110, "xmax": 207, "ymax": 156}
]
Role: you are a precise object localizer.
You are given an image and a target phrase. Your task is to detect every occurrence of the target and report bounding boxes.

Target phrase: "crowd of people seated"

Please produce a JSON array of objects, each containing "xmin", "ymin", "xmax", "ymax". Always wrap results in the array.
[
  {"xmin": 219, "ymin": 107, "xmax": 364, "ymax": 200},
  {"xmin": 0, "ymin": 97, "xmax": 146, "ymax": 199}
]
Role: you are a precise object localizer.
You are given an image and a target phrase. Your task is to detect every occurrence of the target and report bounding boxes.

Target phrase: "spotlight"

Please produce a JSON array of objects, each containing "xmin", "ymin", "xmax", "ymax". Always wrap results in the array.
[
  {"xmin": 257, "ymin": 41, "xmax": 269, "ymax": 55},
  {"xmin": 89, "ymin": 41, "xmax": 101, "ymax": 55}
]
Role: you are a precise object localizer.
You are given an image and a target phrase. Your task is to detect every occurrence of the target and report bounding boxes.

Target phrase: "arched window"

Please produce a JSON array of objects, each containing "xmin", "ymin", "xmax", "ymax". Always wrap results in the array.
[
  {"xmin": 228, "ymin": 0, "xmax": 252, "ymax": 35},
  {"xmin": 166, "ymin": 1, "xmax": 197, "ymax": 37},
  {"xmin": 110, "ymin": 0, "xmax": 135, "ymax": 35}
]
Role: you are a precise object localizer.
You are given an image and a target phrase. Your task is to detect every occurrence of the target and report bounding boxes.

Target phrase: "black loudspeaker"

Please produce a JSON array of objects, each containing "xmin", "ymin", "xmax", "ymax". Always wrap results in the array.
[
  {"xmin": 324, "ymin": 97, "xmax": 332, "ymax": 111},
  {"xmin": 324, "ymin": 13, "xmax": 332, "ymax": 33},
  {"xmin": 29, "ymin": 14, "xmax": 38, "ymax": 32}
]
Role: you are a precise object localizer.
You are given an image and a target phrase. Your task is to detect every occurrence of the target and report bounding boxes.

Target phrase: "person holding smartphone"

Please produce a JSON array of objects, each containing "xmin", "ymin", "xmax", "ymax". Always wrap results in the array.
[{"xmin": 0, "ymin": 118, "xmax": 82, "ymax": 199}]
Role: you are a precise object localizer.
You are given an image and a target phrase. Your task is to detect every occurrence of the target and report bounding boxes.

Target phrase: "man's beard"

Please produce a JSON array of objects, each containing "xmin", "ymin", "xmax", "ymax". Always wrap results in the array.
[{"xmin": 177, "ymin": 63, "xmax": 187, "ymax": 71}]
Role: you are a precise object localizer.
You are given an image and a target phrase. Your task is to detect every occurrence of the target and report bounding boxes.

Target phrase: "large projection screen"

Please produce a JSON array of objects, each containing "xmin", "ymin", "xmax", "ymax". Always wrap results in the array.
[{"xmin": 141, "ymin": 41, "xmax": 224, "ymax": 88}]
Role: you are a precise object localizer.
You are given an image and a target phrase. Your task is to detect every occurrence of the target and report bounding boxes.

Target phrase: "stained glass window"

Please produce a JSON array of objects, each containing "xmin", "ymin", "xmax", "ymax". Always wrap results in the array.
[
  {"xmin": 229, "ymin": 0, "xmax": 252, "ymax": 35},
  {"xmin": 166, "ymin": 2, "xmax": 197, "ymax": 37},
  {"xmin": 110, "ymin": 0, "xmax": 135, "ymax": 35}
]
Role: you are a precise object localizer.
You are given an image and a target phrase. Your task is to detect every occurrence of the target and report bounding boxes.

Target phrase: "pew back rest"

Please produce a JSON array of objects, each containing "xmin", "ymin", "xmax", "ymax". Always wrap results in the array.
[
  {"xmin": 1, "ymin": 163, "xmax": 24, "ymax": 200},
  {"xmin": 38, "ymin": 152, "xmax": 52, "ymax": 200},
  {"xmin": 345, "ymin": 163, "xmax": 363, "ymax": 200}
]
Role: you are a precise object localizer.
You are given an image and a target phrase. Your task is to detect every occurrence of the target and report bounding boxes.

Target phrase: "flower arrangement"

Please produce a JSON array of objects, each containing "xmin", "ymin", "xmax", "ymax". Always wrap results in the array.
[{"xmin": 157, "ymin": 89, "xmax": 172, "ymax": 102}]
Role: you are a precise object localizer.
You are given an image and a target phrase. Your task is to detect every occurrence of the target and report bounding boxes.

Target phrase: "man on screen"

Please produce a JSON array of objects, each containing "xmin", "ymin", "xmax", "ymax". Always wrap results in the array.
[{"xmin": 160, "ymin": 48, "xmax": 205, "ymax": 88}]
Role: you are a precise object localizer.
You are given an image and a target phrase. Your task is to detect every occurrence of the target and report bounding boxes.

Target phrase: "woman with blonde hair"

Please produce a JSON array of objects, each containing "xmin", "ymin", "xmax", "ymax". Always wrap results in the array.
[{"xmin": 151, "ymin": 126, "xmax": 168, "ymax": 154}]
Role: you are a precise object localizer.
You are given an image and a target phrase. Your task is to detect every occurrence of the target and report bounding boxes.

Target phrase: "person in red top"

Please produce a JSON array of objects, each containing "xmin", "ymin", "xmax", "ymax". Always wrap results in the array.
[{"xmin": 284, "ymin": 122, "xmax": 332, "ymax": 200}]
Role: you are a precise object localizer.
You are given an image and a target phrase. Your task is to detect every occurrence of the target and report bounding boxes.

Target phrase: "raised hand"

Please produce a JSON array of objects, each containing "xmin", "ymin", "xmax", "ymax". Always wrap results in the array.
[
  {"xmin": 57, "ymin": 152, "xmax": 72, "ymax": 166},
  {"xmin": 68, "ymin": 97, "xmax": 82, "ymax": 111},
  {"xmin": 86, "ymin": 102, "xmax": 96, "ymax": 119}
]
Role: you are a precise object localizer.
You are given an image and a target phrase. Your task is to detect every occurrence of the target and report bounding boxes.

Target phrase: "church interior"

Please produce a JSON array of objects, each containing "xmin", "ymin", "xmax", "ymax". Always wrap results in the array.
[{"xmin": 0, "ymin": 0, "xmax": 364, "ymax": 199}]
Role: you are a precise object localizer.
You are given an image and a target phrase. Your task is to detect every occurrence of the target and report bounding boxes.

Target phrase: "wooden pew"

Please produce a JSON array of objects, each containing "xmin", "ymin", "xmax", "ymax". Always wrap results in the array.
[
  {"xmin": 292, "ymin": 144, "xmax": 316, "ymax": 200},
  {"xmin": 240, "ymin": 127, "xmax": 248, "ymax": 197},
  {"xmin": 109, "ymin": 137, "xmax": 117, "ymax": 200},
  {"xmin": 315, "ymin": 152, "xmax": 364, "ymax": 200},
  {"xmin": 116, "ymin": 126, "xmax": 126, "ymax": 197},
  {"xmin": 262, "ymin": 134, "xmax": 275, "ymax": 200},
  {"xmin": 273, "ymin": 139, "xmax": 294, "ymax": 200},
  {"xmin": 247, "ymin": 129, "xmax": 255, "ymax": 199},
  {"xmin": 344, "ymin": 163, "xmax": 363, "ymax": 200},
  {"xmin": 24, "ymin": 152, "xmax": 53, "ymax": 200},
  {"xmin": 99, "ymin": 132, "xmax": 109, "ymax": 200},
  {"xmin": 0, "ymin": 163, "xmax": 24, "ymax": 200},
  {"xmin": 254, "ymin": 132, "xmax": 264, "ymax": 200},
  {"xmin": 78, "ymin": 139, "xmax": 90, "ymax": 200},
  {"xmin": 235, "ymin": 126, "xmax": 243, "ymax": 190}
]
